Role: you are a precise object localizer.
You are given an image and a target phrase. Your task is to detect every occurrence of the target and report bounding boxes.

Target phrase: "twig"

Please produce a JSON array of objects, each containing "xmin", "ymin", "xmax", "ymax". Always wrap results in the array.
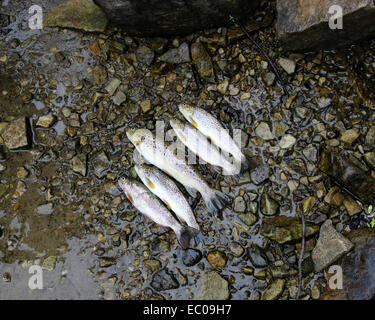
[
  {"xmin": 297, "ymin": 207, "xmax": 306, "ymax": 300},
  {"xmin": 229, "ymin": 15, "xmax": 288, "ymax": 94}
]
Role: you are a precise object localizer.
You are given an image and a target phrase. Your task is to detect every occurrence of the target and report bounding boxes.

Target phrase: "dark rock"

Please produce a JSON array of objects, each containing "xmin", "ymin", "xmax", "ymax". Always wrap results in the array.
[
  {"xmin": 0, "ymin": 14, "xmax": 10, "ymax": 28},
  {"xmin": 312, "ymin": 220, "xmax": 353, "ymax": 272},
  {"xmin": 0, "ymin": 145, "xmax": 6, "ymax": 161},
  {"xmin": 248, "ymin": 244, "xmax": 268, "ymax": 268},
  {"xmin": 159, "ymin": 43, "xmax": 191, "ymax": 64},
  {"xmin": 135, "ymin": 45, "xmax": 155, "ymax": 66},
  {"xmin": 151, "ymin": 269, "xmax": 179, "ymax": 291},
  {"xmin": 323, "ymin": 229, "xmax": 375, "ymax": 300},
  {"xmin": 182, "ymin": 248, "xmax": 202, "ymax": 267},
  {"xmin": 260, "ymin": 216, "xmax": 320, "ymax": 244},
  {"xmin": 95, "ymin": 0, "xmax": 261, "ymax": 37},
  {"xmin": 91, "ymin": 151, "xmax": 110, "ymax": 178},
  {"xmin": 197, "ymin": 271, "xmax": 229, "ymax": 300},
  {"xmin": 99, "ymin": 257, "xmax": 117, "ymax": 268},
  {"xmin": 319, "ymin": 150, "xmax": 375, "ymax": 204},
  {"xmin": 191, "ymin": 42, "xmax": 214, "ymax": 82},
  {"xmin": 0, "ymin": 117, "xmax": 30, "ymax": 150},
  {"xmin": 277, "ymin": 0, "xmax": 375, "ymax": 51},
  {"xmin": 251, "ymin": 165, "xmax": 270, "ymax": 185}
]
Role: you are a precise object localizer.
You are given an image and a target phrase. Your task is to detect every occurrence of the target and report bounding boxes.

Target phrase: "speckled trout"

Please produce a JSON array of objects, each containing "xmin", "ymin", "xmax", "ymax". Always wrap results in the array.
[
  {"xmin": 135, "ymin": 164, "xmax": 200, "ymax": 231},
  {"xmin": 118, "ymin": 178, "xmax": 194, "ymax": 249},
  {"xmin": 126, "ymin": 128, "xmax": 230, "ymax": 215},
  {"xmin": 170, "ymin": 118, "xmax": 239, "ymax": 175},
  {"xmin": 179, "ymin": 104, "xmax": 250, "ymax": 172}
]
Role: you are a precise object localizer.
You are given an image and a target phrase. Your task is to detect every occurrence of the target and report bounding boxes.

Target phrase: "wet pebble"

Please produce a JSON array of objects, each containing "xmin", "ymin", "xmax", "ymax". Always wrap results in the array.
[
  {"xmin": 72, "ymin": 154, "xmax": 87, "ymax": 176},
  {"xmin": 248, "ymin": 244, "xmax": 268, "ymax": 268},
  {"xmin": 151, "ymin": 269, "xmax": 179, "ymax": 291},
  {"xmin": 36, "ymin": 114, "xmax": 56, "ymax": 128},
  {"xmin": 91, "ymin": 151, "xmax": 110, "ymax": 178},
  {"xmin": 229, "ymin": 242, "xmax": 244, "ymax": 257},
  {"xmin": 135, "ymin": 45, "xmax": 155, "ymax": 66},
  {"xmin": 197, "ymin": 271, "xmax": 229, "ymax": 300},
  {"xmin": 251, "ymin": 165, "xmax": 270, "ymax": 185},
  {"xmin": 36, "ymin": 203, "xmax": 54, "ymax": 215},
  {"xmin": 263, "ymin": 279, "xmax": 285, "ymax": 300},
  {"xmin": 255, "ymin": 122, "xmax": 274, "ymax": 140},
  {"xmin": 207, "ymin": 250, "xmax": 227, "ymax": 269},
  {"xmin": 233, "ymin": 196, "xmax": 246, "ymax": 213},
  {"xmin": 260, "ymin": 193, "xmax": 279, "ymax": 216},
  {"xmin": 182, "ymin": 248, "xmax": 202, "ymax": 267}
]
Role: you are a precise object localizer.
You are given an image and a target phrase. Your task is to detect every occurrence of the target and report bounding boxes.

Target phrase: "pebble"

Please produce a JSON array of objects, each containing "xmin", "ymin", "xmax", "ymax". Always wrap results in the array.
[
  {"xmin": 303, "ymin": 144, "xmax": 318, "ymax": 162},
  {"xmin": 72, "ymin": 154, "xmax": 87, "ymax": 176},
  {"xmin": 248, "ymin": 244, "xmax": 268, "ymax": 268},
  {"xmin": 135, "ymin": 45, "xmax": 155, "ymax": 66},
  {"xmin": 182, "ymin": 248, "xmax": 202, "ymax": 267},
  {"xmin": 278, "ymin": 57, "xmax": 296, "ymax": 74},
  {"xmin": 255, "ymin": 122, "xmax": 274, "ymax": 140},
  {"xmin": 207, "ymin": 251, "xmax": 227, "ymax": 269},
  {"xmin": 250, "ymin": 165, "xmax": 270, "ymax": 185},
  {"xmin": 159, "ymin": 42, "xmax": 190, "ymax": 64},
  {"xmin": 312, "ymin": 219, "xmax": 354, "ymax": 272},
  {"xmin": 36, "ymin": 114, "xmax": 56, "ymax": 128},
  {"xmin": 143, "ymin": 259, "xmax": 162, "ymax": 272},
  {"xmin": 229, "ymin": 242, "xmax": 244, "ymax": 257},
  {"xmin": 260, "ymin": 216, "xmax": 320, "ymax": 244},
  {"xmin": 340, "ymin": 129, "xmax": 359, "ymax": 144},
  {"xmin": 279, "ymin": 134, "xmax": 296, "ymax": 149},
  {"xmin": 324, "ymin": 187, "xmax": 344, "ymax": 206},
  {"xmin": 238, "ymin": 213, "xmax": 258, "ymax": 226},
  {"xmin": 262, "ymin": 72, "xmax": 276, "ymax": 86},
  {"xmin": 1, "ymin": 117, "xmax": 29, "ymax": 149},
  {"xmin": 263, "ymin": 279, "xmax": 285, "ymax": 300},
  {"xmin": 42, "ymin": 256, "xmax": 57, "ymax": 271},
  {"xmin": 151, "ymin": 269, "xmax": 179, "ymax": 291},
  {"xmin": 233, "ymin": 196, "xmax": 246, "ymax": 213},
  {"xmin": 197, "ymin": 271, "xmax": 229, "ymax": 300},
  {"xmin": 36, "ymin": 203, "xmax": 54, "ymax": 215},
  {"xmin": 92, "ymin": 151, "xmax": 110, "ymax": 179},
  {"xmin": 260, "ymin": 193, "xmax": 279, "ymax": 216}
]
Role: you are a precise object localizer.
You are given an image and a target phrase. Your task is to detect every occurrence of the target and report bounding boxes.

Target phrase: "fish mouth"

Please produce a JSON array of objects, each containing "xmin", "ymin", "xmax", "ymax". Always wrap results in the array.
[
  {"xmin": 170, "ymin": 118, "xmax": 183, "ymax": 128},
  {"xmin": 178, "ymin": 104, "xmax": 194, "ymax": 117},
  {"xmin": 126, "ymin": 128, "xmax": 137, "ymax": 141}
]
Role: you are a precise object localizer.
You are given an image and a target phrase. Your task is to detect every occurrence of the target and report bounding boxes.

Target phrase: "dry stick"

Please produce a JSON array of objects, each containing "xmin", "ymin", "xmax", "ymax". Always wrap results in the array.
[
  {"xmin": 297, "ymin": 206, "xmax": 306, "ymax": 300},
  {"xmin": 229, "ymin": 15, "xmax": 288, "ymax": 94}
]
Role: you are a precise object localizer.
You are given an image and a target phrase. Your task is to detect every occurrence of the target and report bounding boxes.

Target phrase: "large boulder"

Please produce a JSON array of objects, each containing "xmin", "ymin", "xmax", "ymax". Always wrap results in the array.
[
  {"xmin": 277, "ymin": 0, "xmax": 375, "ymax": 51},
  {"xmin": 93, "ymin": 0, "xmax": 261, "ymax": 36}
]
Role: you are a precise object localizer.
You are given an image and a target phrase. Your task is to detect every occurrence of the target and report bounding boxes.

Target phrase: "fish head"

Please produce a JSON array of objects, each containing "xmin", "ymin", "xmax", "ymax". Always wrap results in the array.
[
  {"xmin": 170, "ymin": 118, "xmax": 185, "ymax": 131},
  {"xmin": 126, "ymin": 128, "xmax": 152, "ymax": 146},
  {"xmin": 118, "ymin": 177, "xmax": 132, "ymax": 194},
  {"xmin": 134, "ymin": 163, "xmax": 152, "ymax": 179},
  {"xmin": 178, "ymin": 104, "xmax": 199, "ymax": 128},
  {"xmin": 178, "ymin": 104, "xmax": 196, "ymax": 119}
]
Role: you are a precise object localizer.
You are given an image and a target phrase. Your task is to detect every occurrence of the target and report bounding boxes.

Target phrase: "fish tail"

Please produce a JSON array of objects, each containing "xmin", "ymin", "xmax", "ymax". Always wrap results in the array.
[
  {"xmin": 175, "ymin": 226, "xmax": 197, "ymax": 249},
  {"xmin": 204, "ymin": 189, "xmax": 231, "ymax": 219}
]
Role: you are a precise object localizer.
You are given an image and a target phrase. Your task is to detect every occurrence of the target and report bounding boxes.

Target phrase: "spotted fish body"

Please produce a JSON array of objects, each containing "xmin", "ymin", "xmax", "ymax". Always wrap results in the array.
[
  {"xmin": 126, "ymin": 128, "xmax": 230, "ymax": 215},
  {"xmin": 170, "ymin": 118, "xmax": 238, "ymax": 175},
  {"xmin": 135, "ymin": 164, "xmax": 200, "ymax": 231},
  {"xmin": 179, "ymin": 104, "xmax": 248, "ymax": 169},
  {"xmin": 118, "ymin": 178, "xmax": 194, "ymax": 249}
]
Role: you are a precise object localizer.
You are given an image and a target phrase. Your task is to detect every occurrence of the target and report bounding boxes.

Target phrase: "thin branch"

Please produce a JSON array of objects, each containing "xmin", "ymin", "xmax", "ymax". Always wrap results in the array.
[
  {"xmin": 229, "ymin": 15, "xmax": 288, "ymax": 94},
  {"xmin": 297, "ymin": 206, "xmax": 306, "ymax": 300}
]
